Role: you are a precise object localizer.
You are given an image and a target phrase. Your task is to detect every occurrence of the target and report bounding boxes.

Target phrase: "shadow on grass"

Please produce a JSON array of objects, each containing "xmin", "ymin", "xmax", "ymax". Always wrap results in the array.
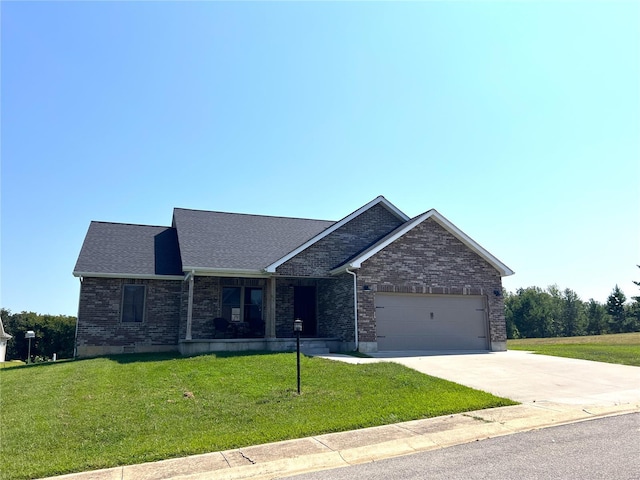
[
  {"xmin": 2, "ymin": 350, "xmax": 303, "ymax": 369},
  {"xmin": 107, "ymin": 350, "xmax": 286, "ymax": 364},
  {"xmin": 0, "ymin": 358, "xmax": 76, "ymax": 370}
]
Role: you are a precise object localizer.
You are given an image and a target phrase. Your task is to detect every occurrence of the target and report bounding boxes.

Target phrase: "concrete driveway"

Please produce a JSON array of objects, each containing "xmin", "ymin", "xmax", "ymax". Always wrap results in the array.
[{"xmin": 323, "ymin": 350, "xmax": 640, "ymax": 407}]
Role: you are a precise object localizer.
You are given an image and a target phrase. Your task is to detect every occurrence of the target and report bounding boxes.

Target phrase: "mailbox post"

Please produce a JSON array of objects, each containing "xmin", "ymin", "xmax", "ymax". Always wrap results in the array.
[{"xmin": 25, "ymin": 330, "xmax": 35, "ymax": 364}]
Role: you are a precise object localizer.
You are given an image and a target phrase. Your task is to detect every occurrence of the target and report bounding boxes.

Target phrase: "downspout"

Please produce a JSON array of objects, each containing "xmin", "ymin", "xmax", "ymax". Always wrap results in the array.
[
  {"xmin": 346, "ymin": 269, "xmax": 359, "ymax": 351},
  {"xmin": 74, "ymin": 277, "xmax": 82, "ymax": 358},
  {"xmin": 185, "ymin": 270, "xmax": 195, "ymax": 341}
]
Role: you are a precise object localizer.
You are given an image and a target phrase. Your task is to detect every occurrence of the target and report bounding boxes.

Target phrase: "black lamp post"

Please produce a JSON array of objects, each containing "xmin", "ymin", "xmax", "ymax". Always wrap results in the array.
[{"xmin": 294, "ymin": 318, "xmax": 303, "ymax": 394}]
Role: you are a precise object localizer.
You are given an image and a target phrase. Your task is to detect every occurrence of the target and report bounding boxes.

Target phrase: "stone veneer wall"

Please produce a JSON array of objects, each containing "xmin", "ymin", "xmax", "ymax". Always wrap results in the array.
[
  {"xmin": 357, "ymin": 218, "xmax": 507, "ymax": 349},
  {"xmin": 76, "ymin": 277, "xmax": 182, "ymax": 356},
  {"xmin": 275, "ymin": 204, "xmax": 404, "ymax": 277}
]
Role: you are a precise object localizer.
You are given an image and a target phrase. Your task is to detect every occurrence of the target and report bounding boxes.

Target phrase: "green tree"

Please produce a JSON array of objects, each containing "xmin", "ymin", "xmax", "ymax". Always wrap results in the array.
[
  {"xmin": 545, "ymin": 285, "xmax": 564, "ymax": 337},
  {"xmin": 626, "ymin": 301, "xmax": 640, "ymax": 333},
  {"xmin": 506, "ymin": 287, "xmax": 558, "ymax": 338},
  {"xmin": 627, "ymin": 266, "xmax": 640, "ymax": 332},
  {"xmin": 606, "ymin": 285, "xmax": 627, "ymax": 333},
  {"xmin": 504, "ymin": 290, "xmax": 520, "ymax": 339},
  {"xmin": 585, "ymin": 299, "xmax": 610, "ymax": 335},
  {"xmin": 561, "ymin": 288, "xmax": 586, "ymax": 337},
  {"xmin": 633, "ymin": 265, "xmax": 640, "ymax": 302},
  {"xmin": 1, "ymin": 309, "xmax": 76, "ymax": 361}
]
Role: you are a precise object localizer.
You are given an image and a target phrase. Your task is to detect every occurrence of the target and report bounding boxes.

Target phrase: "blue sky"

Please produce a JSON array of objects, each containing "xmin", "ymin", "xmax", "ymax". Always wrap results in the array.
[{"xmin": 1, "ymin": 1, "xmax": 638, "ymax": 316}]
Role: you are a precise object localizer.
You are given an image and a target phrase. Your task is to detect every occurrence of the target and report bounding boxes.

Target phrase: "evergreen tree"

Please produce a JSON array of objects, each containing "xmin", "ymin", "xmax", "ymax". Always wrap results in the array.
[
  {"xmin": 606, "ymin": 285, "xmax": 627, "ymax": 333},
  {"xmin": 585, "ymin": 299, "xmax": 609, "ymax": 335},
  {"xmin": 506, "ymin": 287, "xmax": 557, "ymax": 338},
  {"xmin": 561, "ymin": 288, "xmax": 586, "ymax": 336},
  {"xmin": 633, "ymin": 265, "xmax": 640, "ymax": 302}
]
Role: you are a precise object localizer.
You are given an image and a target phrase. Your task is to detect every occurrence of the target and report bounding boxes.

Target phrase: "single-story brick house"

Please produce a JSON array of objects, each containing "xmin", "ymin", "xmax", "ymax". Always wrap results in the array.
[{"xmin": 72, "ymin": 196, "xmax": 514, "ymax": 357}]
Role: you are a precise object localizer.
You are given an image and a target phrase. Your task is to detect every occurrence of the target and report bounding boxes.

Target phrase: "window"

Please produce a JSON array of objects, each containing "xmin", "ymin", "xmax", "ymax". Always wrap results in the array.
[
  {"xmin": 122, "ymin": 285, "xmax": 145, "ymax": 323},
  {"xmin": 222, "ymin": 287, "xmax": 263, "ymax": 323},
  {"xmin": 222, "ymin": 287, "xmax": 242, "ymax": 322}
]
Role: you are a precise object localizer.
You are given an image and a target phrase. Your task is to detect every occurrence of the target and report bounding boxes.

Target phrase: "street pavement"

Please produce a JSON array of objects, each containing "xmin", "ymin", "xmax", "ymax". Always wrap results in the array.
[
  {"xmin": 38, "ymin": 351, "xmax": 640, "ymax": 480},
  {"xmin": 281, "ymin": 413, "xmax": 640, "ymax": 480}
]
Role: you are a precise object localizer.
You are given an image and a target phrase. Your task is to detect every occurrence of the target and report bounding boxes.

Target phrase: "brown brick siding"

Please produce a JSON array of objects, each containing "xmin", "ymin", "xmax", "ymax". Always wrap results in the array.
[
  {"xmin": 76, "ymin": 277, "xmax": 182, "ymax": 355},
  {"xmin": 357, "ymin": 218, "xmax": 506, "ymax": 346},
  {"xmin": 77, "ymin": 210, "xmax": 507, "ymax": 354},
  {"xmin": 317, "ymin": 274, "xmax": 354, "ymax": 340},
  {"xmin": 275, "ymin": 204, "xmax": 404, "ymax": 277},
  {"xmin": 178, "ymin": 277, "xmax": 267, "ymax": 339}
]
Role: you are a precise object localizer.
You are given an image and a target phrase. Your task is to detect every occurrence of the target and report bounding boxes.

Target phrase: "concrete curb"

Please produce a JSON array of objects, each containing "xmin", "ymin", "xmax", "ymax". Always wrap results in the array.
[{"xmin": 38, "ymin": 402, "xmax": 639, "ymax": 480}]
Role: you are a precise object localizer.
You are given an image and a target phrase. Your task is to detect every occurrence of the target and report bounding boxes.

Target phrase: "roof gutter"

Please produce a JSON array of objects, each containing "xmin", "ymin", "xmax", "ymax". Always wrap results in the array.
[
  {"xmin": 72, "ymin": 272, "xmax": 185, "ymax": 280},
  {"xmin": 345, "ymin": 268, "xmax": 359, "ymax": 352},
  {"xmin": 74, "ymin": 277, "xmax": 81, "ymax": 358},
  {"xmin": 181, "ymin": 267, "xmax": 271, "ymax": 278}
]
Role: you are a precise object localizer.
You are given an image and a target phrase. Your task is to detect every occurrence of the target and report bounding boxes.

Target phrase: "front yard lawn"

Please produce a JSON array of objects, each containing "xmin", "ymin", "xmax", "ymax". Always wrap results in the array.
[
  {"xmin": 508, "ymin": 332, "xmax": 640, "ymax": 366},
  {"xmin": 0, "ymin": 352, "xmax": 515, "ymax": 480}
]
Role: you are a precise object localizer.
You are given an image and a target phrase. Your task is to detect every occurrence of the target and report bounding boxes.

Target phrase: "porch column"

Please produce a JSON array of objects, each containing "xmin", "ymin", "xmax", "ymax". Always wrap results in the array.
[
  {"xmin": 265, "ymin": 277, "xmax": 276, "ymax": 338},
  {"xmin": 186, "ymin": 272, "xmax": 194, "ymax": 340}
]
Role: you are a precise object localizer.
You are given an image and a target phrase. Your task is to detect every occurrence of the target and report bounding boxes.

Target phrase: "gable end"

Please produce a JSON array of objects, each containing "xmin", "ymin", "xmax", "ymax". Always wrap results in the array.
[{"xmin": 265, "ymin": 196, "xmax": 409, "ymax": 273}]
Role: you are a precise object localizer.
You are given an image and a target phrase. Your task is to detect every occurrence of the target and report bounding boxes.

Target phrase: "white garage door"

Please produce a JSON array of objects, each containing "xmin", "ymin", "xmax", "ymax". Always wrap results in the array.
[{"xmin": 375, "ymin": 293, "xmax": 489, "ymax": 351}]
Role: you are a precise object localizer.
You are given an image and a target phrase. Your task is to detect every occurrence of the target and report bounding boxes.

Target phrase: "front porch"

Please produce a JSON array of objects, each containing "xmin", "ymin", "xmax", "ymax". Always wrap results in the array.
[
  {"xmin": 180, "ymin": 275, "xmax": 355, "ymax": 353},
  {"xmin": 178, "ymin": 337, "xmax": 343, "ymax": 356}
]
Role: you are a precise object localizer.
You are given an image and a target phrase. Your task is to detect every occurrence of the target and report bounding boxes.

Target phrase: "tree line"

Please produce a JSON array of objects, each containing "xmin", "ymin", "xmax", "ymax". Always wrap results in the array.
[
  {"xmin": 1, "ymin": 309, "xmax": 76, "ymax": 362},
  {"xmin": 505, "ymin": 283, "xmax": 640, "ymax": 339}
]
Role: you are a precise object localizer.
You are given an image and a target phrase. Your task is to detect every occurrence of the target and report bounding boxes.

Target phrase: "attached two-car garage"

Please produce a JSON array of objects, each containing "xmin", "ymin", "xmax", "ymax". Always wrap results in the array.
[{"xmin": 375, "ymin": 293, "xmax": 489, "ymax": 351}]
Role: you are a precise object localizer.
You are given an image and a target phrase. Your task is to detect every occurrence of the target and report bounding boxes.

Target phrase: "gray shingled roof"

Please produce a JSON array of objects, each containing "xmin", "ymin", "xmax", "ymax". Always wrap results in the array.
[
  {"xmin": 74, "ymin": 222, "xmax": 182, "ymax": 276},
  {"xmin": 172, "ymin": 208, "xmax": 335, "ymax": 271}
]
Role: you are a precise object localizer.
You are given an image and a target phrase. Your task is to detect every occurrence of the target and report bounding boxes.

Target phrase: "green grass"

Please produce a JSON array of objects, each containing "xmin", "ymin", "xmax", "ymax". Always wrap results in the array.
[
  {"xmin": 508, "ymin": 332, "xmax": 640, "ymax": 366},
  {"xmin": 0, "ymin": 360, "xmax": 25, "ymax": 369},
  {"xmin": 0, "ymin": 351, "xmax": 515, "ymax": 480}
]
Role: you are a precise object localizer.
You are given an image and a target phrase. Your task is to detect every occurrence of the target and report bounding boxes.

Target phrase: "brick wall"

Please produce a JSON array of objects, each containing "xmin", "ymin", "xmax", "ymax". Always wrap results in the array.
[
  {"xmin": 317, "ymin": 275, "xmax": 354, "ymax": 341},
  {"xmin": 275, "ymin": 204, "xmax": 404, "ymax": 277},
  {"xmin": 357, "ymin": 218, "xmax": 507, "ymax": 348},
  {"xmin": 178, "ymin": 277, "xmax": 268, "ymax": 339},
  {"xmin": 180, "ymin": 276, "xmax": 222, "ymax": 339},
  {"xmin": 76, "ymin": 277, "xmax": 182, "ymax": 356}
]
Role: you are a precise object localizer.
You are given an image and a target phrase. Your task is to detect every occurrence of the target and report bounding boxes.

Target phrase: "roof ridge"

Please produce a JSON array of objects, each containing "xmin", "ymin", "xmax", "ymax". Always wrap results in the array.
[
  {"xmin": 172, "ymin": 207, "xmax": 335, "ymax": 223},
  {"xmin": 90, "ymin": 220, "xmax": 172, "ymax": 229}
]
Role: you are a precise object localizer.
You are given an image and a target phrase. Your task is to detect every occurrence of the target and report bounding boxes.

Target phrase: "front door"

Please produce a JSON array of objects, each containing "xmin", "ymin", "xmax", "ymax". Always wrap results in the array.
[{"xmin": 294, "ymin": 286, "xmax": 317, "ymax": 336}]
